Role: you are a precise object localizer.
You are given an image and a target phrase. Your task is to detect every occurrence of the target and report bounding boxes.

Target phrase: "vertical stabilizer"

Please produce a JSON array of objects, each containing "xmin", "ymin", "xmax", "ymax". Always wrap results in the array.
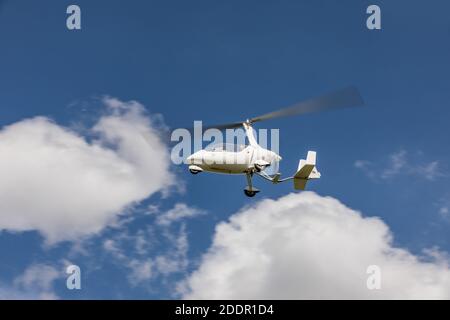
[{"xmin": 294, "ymin": 151, "xmax": 320, "ymax": 190}]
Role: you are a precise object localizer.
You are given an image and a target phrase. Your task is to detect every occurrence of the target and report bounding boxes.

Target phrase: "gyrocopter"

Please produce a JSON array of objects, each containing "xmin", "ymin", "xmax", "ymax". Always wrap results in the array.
[{"xmin": 186, "ymin": 87, "xmax": 364, "ymax": 197}]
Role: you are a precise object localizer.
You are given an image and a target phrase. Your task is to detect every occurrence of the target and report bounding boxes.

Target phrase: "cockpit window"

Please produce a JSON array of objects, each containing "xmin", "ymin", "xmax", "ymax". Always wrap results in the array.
[{"xmin": 205, "ymin": 143, "xmax": 246, "ymax": 152}]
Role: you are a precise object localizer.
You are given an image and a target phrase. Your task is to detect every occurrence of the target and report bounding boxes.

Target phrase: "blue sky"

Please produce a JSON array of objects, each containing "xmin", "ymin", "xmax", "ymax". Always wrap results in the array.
[{"xmin": 0, "ymin": 0, "xmax": 449, "ymax": 299}]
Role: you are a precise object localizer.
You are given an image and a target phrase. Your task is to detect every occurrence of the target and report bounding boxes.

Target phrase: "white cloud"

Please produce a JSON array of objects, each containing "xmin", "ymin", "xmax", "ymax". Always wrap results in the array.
[
  {"xmin": 0, "ymin": 264, "xmax": 60, "ymax": 300},
  {"xmin": 354, "ymin": 160, "xmax": 371, "ymax": 170},
  {"xmin": 439, "ymin": 206, "xmax": 449, "ymax": 222},
  {"xmin": 156, "ymin": 203, "xmax": 205, "ymax": 226},
  {"xmin": 0, "ymin": 97, "xmax": 174, "ymax": 244},
  {"xmin": 354, "ymin": 160, "xmax": 375, "ymax": 179},
  {"xmin": 103, "ymin": 236, "xmax": 155, "ymax": 285},
  {"xmin": 381, "ymin": 150, "xmax": 407, "ymax": 179},
  {"xmin": 155, "ymin": 224, "xmax": 189, "ymax": 276},
  {"xmin": 101, "ymin": 204, "xmax": 196, "ymax": 287},
  {"xmin": 355, "ymin": 149, "xmax": 444, "ymax": 181},
  {"xmin": 181, "ymin": 192, "xmax": 450, "ymax": 299},
  {"xmin": 127, "ymin": 259, "xmax": 154, "ymax": 285},
  {"xmin": 420, "ymin": 161, "xmax": 441, "ymax": 181}
]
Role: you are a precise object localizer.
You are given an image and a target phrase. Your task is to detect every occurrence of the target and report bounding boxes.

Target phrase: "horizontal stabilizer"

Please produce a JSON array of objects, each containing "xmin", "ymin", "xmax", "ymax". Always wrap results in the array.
[
  {"xmin": 294, "ymin": 178, "xmax": 308, "ymax": 190},
  {"xmin": 293, "ymin": 151, "xmax": 320, "ymax": 190},
  {"xmin": 295, "ymin": 151, "xmax": 316, "ymax": 179}
]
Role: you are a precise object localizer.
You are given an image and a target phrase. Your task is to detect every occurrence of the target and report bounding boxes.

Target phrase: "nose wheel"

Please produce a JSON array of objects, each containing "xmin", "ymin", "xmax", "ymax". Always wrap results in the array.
[{"xmin": 188, "ymin": 165, "xmax": 203, "ymax": 175}]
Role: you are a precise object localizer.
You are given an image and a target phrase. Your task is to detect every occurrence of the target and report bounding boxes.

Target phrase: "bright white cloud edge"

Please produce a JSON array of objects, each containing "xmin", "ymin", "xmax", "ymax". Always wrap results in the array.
[
  {"xmin": 180, "ymin": 192, "xmax": 450, "ymax": 299},
  {"xmin": 0, "ymin": 97, "xmax": 174, "ymax": 244}
]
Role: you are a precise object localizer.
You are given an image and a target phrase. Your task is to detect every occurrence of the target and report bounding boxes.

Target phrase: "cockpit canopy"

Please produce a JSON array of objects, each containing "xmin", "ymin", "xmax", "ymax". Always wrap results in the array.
[{"xmin": 205, "ymin": 143, "xmax": 247, "ymax": 153}]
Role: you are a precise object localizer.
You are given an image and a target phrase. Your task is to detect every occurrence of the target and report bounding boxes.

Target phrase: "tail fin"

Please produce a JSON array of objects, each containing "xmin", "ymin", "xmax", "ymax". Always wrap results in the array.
[{"xmin": 293, "ymin": 151, "xmax": 321, "ymax": 190}]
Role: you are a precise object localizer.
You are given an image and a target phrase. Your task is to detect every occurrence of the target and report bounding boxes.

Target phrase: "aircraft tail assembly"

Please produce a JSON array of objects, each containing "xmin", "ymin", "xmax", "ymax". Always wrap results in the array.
[{"xmin": 293, "ymin": 151, "xmax": 321, "ymax": 190}]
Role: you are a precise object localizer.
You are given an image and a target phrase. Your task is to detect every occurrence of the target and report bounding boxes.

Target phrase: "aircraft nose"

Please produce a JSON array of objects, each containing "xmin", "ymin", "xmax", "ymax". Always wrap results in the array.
[
  {"xmin": 187, "ymin": 151, "xmax": 203, "ymax": 164},
  {"xmin": 186, "ymin": 154, "xmax": 194, "ymax": 164}
]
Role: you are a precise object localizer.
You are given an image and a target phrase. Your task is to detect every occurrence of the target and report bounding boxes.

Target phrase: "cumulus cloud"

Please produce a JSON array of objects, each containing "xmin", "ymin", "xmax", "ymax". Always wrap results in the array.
[
  {"xmin": 181, "ymin": 192, "xmax": 450, "ymax": 299},
  {"xmin": 0, "ymin": 97, "xmax": 174, "ymax": 244}
]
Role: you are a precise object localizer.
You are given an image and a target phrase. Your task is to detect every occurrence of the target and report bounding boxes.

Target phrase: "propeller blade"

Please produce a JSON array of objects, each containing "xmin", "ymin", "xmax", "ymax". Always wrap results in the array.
[{"xmin": 250, "ymin": 86, "xmax": 364, "ymax": 124}]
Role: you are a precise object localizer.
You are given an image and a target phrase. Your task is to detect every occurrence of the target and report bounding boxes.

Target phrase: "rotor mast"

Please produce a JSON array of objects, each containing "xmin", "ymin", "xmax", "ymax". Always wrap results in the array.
[{"xmin": 243, "ymin": 119, "xmax": 259, "ymax": 147}]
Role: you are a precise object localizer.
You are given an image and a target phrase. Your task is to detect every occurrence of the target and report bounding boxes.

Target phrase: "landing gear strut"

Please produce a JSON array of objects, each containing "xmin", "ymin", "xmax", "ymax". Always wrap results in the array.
[{"xmin": 244, "ymin": 172, "xmax": 260, "ymax": 197}]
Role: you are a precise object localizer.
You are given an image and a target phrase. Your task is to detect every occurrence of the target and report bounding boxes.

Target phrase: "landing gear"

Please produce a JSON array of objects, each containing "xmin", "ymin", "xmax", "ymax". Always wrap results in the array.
[
  {"xmin": 188, "ymin": 165, "xmax": 203, "ymax": 175},
  {"xmin": 254, "ymin": 164, "xmax": 263, "ymax": 172},
  {"xmin": 244, "ymin": 189, "xmax": 258, "ymax": 197},
  {"xmin": 244, "ymin": 172, "xmax": 260, "ymax": 197}
]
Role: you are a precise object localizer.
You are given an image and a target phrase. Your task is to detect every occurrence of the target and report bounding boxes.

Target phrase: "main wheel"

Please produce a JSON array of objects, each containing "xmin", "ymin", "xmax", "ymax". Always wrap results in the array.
[
  {"xmin": 244, "ymin": 189, "xmax": 257, "ymax": 197},
  {"xmin": 190, "ymin": 169, "xmax": 200, "ymax": 174}
]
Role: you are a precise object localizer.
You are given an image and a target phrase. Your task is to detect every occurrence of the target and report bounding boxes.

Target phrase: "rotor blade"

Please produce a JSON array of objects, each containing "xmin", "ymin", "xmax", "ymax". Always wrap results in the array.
[
  {"xmin": 202, "ymin": 122, "xmax": 244, "ymax": 131},
  {"xmin": 250, "ymin": 86, "xmax": 364, "ymax": 123},
  {"xmin": 172, "ymin": 122, "xmax": 243, "ymax": 139}
]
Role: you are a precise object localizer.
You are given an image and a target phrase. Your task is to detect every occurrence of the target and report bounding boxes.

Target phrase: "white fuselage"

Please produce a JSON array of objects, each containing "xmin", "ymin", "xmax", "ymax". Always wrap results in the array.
[{"xmin": 187, "ymin": 145, "xmax": 281, "ymax": 174}]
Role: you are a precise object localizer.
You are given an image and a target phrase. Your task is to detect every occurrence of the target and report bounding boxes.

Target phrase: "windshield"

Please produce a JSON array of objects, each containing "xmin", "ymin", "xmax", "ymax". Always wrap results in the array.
[{"xmin": 205, "ymin": 143, "xmax": 246, "ymax": 152}]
